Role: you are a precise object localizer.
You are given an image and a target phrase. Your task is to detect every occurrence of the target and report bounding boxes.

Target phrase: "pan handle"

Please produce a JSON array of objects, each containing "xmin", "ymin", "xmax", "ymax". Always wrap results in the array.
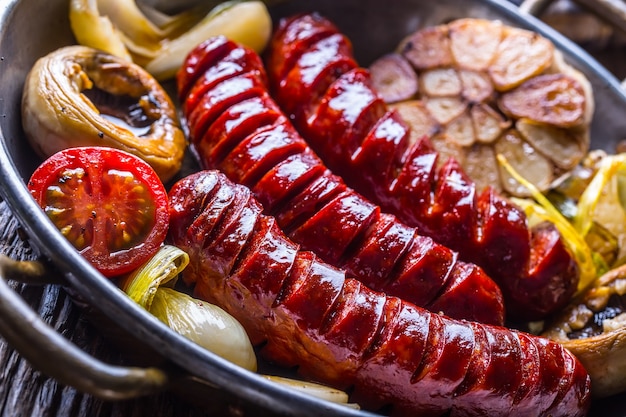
[
  {"xmin": 520, "ymin": 0, "xmax": 626, "ymax": 89},
  {"xmin": 0, "ymin": 254, "xmax": 171, "ymax": 400}
]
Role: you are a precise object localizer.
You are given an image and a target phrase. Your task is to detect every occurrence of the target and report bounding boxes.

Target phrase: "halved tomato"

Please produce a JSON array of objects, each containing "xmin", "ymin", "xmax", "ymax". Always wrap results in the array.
[{"xmin": 28, "ymin": 146, "xmax": 170, "ymax": 277}]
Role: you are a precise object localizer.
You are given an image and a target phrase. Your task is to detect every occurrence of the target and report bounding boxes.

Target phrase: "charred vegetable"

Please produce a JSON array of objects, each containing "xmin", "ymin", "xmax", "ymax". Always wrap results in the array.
[
  {"xmin": 543, "ymin": 263, "xmax": 626, "ymax": 398},
  {"xmin": 21, "ymin": 45, "xmax": 185, "ymax": 182},
  {"xmin": 27, "ymin": 146, "xmax": 170, "ymax": 277}
]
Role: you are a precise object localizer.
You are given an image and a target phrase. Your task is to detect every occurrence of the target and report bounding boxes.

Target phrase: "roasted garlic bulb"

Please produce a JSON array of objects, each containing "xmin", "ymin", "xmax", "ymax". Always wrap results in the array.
[
  {"xmin": 543, "ymin": 263, "xmax": 626, "ymax": 398},
  {"xmin": 371, "ymin": 18, "xmax": 594, "ymax": 197},
  {"xmin": 21, "ymin": 45, "xmax": 186, "ymax": 182}
]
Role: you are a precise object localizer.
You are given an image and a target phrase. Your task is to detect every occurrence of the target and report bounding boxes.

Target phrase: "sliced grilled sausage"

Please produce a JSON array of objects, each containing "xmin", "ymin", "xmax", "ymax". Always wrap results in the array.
[
  {"xmin": 168, "ymin": 169, "xmax": 591, "ymax": 417},
  {"xmin": 176, "ymin": 35, "xmax": 504, "ymax": 325},
  {"xmin": 264, "ymin": 13, "xmax": 579, "ymax": 321}
]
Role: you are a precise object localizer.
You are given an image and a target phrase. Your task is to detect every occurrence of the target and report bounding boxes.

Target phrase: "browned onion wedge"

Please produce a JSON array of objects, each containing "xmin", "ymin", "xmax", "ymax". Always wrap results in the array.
[{"xmin": 21, "ymin": 45, "xmax": 186, "ymax": 182}]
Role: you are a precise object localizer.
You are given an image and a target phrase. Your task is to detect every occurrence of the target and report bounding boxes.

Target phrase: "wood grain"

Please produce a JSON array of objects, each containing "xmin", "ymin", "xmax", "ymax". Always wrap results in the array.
[{"xmin": 0, "ymin": 201, "xmax": 213, "ymax": 417}]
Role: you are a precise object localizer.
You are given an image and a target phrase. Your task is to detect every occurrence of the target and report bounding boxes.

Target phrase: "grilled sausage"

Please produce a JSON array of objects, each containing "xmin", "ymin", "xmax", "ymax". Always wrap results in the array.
[
  {"xmin": 168, "ymin": 169, "xmax": 591, "ymax": 417},
  {"xmin": 264, "ymin": 13, "xmax": 579, "ymax": 320},
  {"xmin": 176, "ymin": 35, "xmax": 504, "ymax": 325}
]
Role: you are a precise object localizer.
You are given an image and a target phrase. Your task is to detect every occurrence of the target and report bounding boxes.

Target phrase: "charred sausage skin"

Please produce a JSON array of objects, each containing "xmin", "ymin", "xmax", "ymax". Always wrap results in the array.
[
  {"xmin": 168, "ymin": 169, "xmax": 591, "ymax": 417},
  {"xmin": 264, "ymin": 13, "xmax": 579, "ymax": 320},
  {"xmin": 177, "ymin": 35, "xmax": 504, "ymax": 325}
]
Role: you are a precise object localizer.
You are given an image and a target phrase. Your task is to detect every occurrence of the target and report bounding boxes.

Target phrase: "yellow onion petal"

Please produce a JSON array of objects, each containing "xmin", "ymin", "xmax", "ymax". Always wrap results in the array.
[
  {"xmin": 144, "ymin": 1, "xmax": 272, "ymax": 81},
  {"xmin": 120, "ymin": 245, "xmax": 189, "ymax": 308},
  {"xmin": 498, "ymin": 154, "xmax": 597, "ymax": 292},
  {"xmin": 138, "ymin": 2, "xmax": 219, "ymax": 38},
  {"xmin": 69, "ymin": 0, "xmax": 132, "ymax": 61},
  {"xmin": 96, "ymin": 0, "xmax": 164, "ymax": 47},
  {"xmin": 574, "ymin": 154, "xmax": 626, "ymax": 245},
  {"xmin": 150, "ymin": 287, "xmax": 257, "ymax": 371},
  {"xmin": 262, "ymin": 375, "xmax": 358, "ymax": 408}
]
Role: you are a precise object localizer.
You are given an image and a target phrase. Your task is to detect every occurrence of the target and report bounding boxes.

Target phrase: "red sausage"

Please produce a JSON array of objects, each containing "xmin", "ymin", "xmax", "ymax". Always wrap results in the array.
[
  {"xmin": 264, "ymin": 13, "xmax": 579, "ymax": 321},
  {"xmin": 176, "ymin": 36, "xmax": 504, "ymax": 325},
  {"xmin": 168, "ymin": 169, "xmax": 591, "ymax": 417}
]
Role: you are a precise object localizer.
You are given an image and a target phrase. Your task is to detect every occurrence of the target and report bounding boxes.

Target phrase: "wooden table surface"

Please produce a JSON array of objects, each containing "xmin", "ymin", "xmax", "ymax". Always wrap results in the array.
[{"xmin": 2, "ymin": 2, "xmax": 626, "ymax": 416}]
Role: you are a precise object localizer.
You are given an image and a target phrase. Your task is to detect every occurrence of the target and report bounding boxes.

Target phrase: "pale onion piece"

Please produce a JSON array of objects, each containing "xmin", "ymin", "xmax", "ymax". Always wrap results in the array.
[
  {"xmin": 471, "ymin": 103, "xmax": 510, "ymax": 144},
  {"xmin": 462, "ymin": 143, "xmax": 501, "ymax": 193},
  {"xmin": 500, "ymin": 155, "xmax": 597, "ymax": 292},
  {"xmin": 542, "ymin": 264, "xmax": 626, "ymax": 397},
  {"xmin": 388, "ymin": 100, "xmax": 440, "ymax": 146},
  {"xmin": 263, "ymin": 375, "xmax": 357, "ymax": 408},
  {"xmin": 150, "ymin": 287, "xmax": 257, "ymax": 371},
  {"xmin": 144, "ymin": 1, "xmax": 272, "ymax": 81},
  {"xmin": 369, "ymin": 53, "xmax": 418, "ymax": 103},
  {"xmin": 516, "ymin": 118, "xmax": 585, "ymax": 170},
  {"xmin": 120, "ymin": 245, "xmax": 257, "ymax": 371},
  {"xmin": 69, "ymin": 0, "xmax": 132, "ymax": 61},
  {"xmin": 114, "ymin": 3, "xmax": 218, "ymax": 65},
  {"xmin": 443, "ymin": 111, "xmax": 475, "ymax": 147},
  {"xmin": 398, "ymin": 24, "xmax": 453, "ymax": 70},
  {"xmin": 21, "ymin": 45, "xmax": 186, "ymax": 182},
  {"xmin": 120, "ymin": 245, "xmax": 189, "ymax": 308},
  {"xmin": 499, "ymin": 73, "xmax": 586, "ymax": 128},
  {"xmin": 488, "ymin": 26, "xmax": 554, "ymax": 91},
  {"xmin": 459, "ymin": 69, "xmax": 494, "ymax": 103},
  {"xmin": 419, "ymin": 68, "xmax": 461, "ymax": 97},
  {"xmin": 494, "ymin": 129, "xmax": 553, "ymax": 196},
  {"xmin": 424, "ymin": 97, "xmax": 467, "ymax": 125},
  {"xmin": 96, "ymin": 0, "xmax": 164, "ymax": 49},
  {"xmin": 448, "ymin": 18, "xmax": 503, "ymax": 71}
]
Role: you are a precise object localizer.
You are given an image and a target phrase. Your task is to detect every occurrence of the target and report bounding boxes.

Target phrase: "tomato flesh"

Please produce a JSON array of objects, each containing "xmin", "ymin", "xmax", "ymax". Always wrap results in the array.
[{"xmin": 28, "ymin": 146, "xmax": 170, "ymax": 277}]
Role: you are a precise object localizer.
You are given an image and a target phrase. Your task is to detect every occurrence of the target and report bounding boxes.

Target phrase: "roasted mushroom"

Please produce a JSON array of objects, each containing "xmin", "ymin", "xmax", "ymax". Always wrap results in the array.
[
  {"xmin": 543, "ymin": 263, "xmax": 626, "ymax": 398},
  {"xmin": 373, "ymin": 18, "xmax": 594, "ymax": 197},
  {"xmin": 21, "ymin": 45, "xmax": 186, "ymax": 182}
]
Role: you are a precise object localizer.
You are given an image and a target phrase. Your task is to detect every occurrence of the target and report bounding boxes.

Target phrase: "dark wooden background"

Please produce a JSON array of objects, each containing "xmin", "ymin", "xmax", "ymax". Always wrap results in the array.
[{"xmin": 1, "ymin": 1, "xmax": 626, "ymax": 416}]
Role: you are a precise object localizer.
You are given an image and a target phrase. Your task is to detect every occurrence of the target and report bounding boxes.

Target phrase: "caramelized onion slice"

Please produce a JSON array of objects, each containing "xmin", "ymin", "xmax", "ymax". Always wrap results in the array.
[{"xmin": 21, "ymin": 45, "xmax": 186, "ymax": 182}]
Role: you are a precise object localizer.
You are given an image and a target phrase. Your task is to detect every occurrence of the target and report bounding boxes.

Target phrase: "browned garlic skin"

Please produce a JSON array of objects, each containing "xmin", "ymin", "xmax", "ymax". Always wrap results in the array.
[{"xmin": 21, "ymin": 45, "xmax": 186, "ymax": 182}]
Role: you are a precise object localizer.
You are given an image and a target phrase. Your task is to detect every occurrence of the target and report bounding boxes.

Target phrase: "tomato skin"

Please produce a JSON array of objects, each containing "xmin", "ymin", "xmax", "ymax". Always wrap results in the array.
[{"xmin": 28, "ymin": 146, "xmax": 170, "ymax": 277}]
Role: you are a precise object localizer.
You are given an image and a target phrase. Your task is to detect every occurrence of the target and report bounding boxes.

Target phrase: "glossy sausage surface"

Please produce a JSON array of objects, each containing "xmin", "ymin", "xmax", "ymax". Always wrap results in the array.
[
  {"xmin": 177, "ymin": 35, "xmax": 504, "ymax": 325},
  {"xmin": 264, "ymin": 13, "xmax": 579, "ymax": 321},
  {"xmin": 168, "ymin": 169, "xmax": 591, "ymax": 417}
]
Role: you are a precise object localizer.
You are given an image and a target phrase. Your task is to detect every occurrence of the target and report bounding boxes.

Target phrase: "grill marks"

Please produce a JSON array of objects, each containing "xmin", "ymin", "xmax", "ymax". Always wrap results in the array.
[
  {"xmin": 177, "ymin": 35, "xmax": 505, "ymax": 326},
  {"xmin": 167, "ymin": 170, "xmax": 591, "ymax": 417},
  {"xmin": 264, "ymin": 13, "xmax": 580, "ymax": 321}
]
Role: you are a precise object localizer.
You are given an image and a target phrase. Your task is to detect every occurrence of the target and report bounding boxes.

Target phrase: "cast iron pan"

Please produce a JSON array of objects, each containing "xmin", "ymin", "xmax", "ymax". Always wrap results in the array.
[{"xmin": 0, "ymin": 0, "xmax": 625, "ymax": 415}]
